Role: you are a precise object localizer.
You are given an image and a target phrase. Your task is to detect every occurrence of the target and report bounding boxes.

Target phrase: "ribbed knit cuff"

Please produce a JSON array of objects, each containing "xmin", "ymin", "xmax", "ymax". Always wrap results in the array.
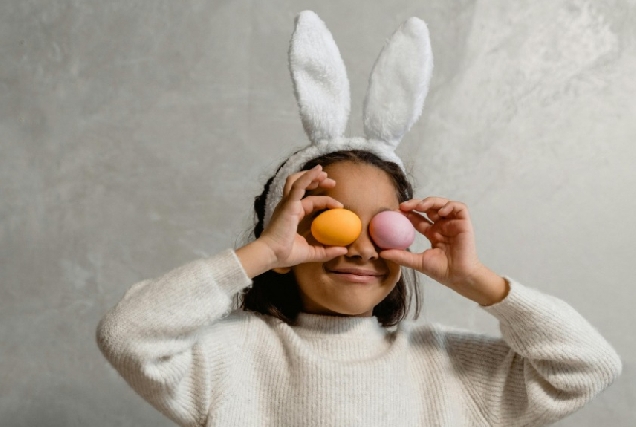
[
  {"xmin": 478, "ymin": 275, "xmax": 622, "ymax": 388},
  {"xmin": 203, "ymin": 248, "xmax": 253, "ymax": 298},
  {"xmin": 478, "ymin": 276, "xmax": 597, "ymax": 353},
  {"xmin": 479, "ymin": 276, "xmax": 558, "ymax": 320}
]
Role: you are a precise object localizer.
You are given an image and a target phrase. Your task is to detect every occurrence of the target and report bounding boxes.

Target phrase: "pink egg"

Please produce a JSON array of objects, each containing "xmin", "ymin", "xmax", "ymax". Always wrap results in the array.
[{"xmin": 369, "ymin": 210, "xmax": 415, "ymax": 250}]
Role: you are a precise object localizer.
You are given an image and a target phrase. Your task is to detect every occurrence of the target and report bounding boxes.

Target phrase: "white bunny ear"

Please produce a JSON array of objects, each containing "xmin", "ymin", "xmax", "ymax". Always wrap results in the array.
[
  {"xmin": 363, "ymin": 17, "xmax": 434, "ymax": 148},
  {"xmin": 289, "ymin": 11, "xmax": 351, "ymax": 144}
]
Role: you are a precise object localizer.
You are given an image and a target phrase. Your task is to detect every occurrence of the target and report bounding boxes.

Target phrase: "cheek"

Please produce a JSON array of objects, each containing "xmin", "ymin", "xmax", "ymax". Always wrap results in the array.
[
  {"xmin": 387, "ymin": 262, "xmax": 402, "ymax": 283},
  {"xmin": 293, "ymin": 263, "xmax": 326, "ymax": 291}
]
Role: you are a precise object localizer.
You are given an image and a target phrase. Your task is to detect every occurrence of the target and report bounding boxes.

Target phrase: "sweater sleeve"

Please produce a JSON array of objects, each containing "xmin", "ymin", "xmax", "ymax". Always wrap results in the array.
[
  {"xmin": 443, "ymin": 276, "xmax": 622, "ymax": 427},
  {"xmin": 95, "ymin": 248, "xmax": 252, "ymax": 427}
]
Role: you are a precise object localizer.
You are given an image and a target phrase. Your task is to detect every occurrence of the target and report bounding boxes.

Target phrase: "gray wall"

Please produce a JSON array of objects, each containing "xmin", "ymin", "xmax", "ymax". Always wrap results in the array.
[{"xmin": 1, "ymin": 0, "xmax": 634, "ymax": 425}]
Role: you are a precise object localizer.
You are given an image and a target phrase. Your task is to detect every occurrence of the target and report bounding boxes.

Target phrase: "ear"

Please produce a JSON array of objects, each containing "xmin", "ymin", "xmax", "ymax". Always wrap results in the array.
[
  {"xmin": 272, "ymin": 267, "xmax": 292, "ymax": 274},
  {"xmin": 289, "ymin": 10, "xmax": 351, "ymax": 144},
  {"xmin": 363, "ymin": 17, "xmax": 434, "ymax": 148}
]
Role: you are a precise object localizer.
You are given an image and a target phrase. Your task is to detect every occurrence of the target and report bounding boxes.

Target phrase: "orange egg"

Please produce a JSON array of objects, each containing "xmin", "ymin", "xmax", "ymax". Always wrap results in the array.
[{"xmin": 311, "ymin": 208, "xmax": 362, "ymax": 246}]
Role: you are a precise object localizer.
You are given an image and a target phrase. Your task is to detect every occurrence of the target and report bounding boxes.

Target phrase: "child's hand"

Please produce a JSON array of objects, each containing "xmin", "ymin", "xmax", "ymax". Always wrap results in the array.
[
  {"xmin": 380, "ymin": 197, "xmax": 492, "ymax": 299},
  {"xmin": 259, "ymin": 165, "xmax": 348, "ymax": 270}
]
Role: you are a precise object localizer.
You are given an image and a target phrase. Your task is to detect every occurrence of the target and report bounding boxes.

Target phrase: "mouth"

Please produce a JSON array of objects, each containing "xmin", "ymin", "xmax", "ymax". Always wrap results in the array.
[{"xmin": 325, "ymin": 267, "xmax": 386, "ymax": 284}]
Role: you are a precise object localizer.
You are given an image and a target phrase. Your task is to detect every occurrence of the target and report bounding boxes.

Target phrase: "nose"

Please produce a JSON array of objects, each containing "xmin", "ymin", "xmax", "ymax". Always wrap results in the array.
[{"xmin": 345, "ymin": 227, "xmax": 379, "ymax": 261}]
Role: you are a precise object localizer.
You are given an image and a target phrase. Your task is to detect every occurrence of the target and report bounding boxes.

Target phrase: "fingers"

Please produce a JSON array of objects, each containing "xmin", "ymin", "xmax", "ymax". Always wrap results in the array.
[
  {"xmin": 283, "ymin": 165, "xmax": 335, "ymax": 200},
  {"xmin": 437, "ymin": 201, "xmax": 468, "ymax": 219},
  {"xmin": 424, "ymin": 218, "xmax": 466, "ymax": 241},
  {"xmin": 404, "ymin": 210, "xmax": 433, "ymax": 235},
  {"xmin": 379, "ymin": 249, "xmax": 421, "ymax": 270},
  {"xmin": 300, "ymin": 195, "xmax": 343, "ymax": 217},
  {"xmin": 405, "ymin": 210, "xmax": 458, "ymax": 232},
  {"xmin": 400, "ymin": 197, "xmax": 468, "ymax": 221},
  {"xmin": 402, "ymin": 198, "xmax": 472, "ymax": 244},
  {"xmin": 312, "ymin": 246, "xmax": 349, "ymax": 263}
]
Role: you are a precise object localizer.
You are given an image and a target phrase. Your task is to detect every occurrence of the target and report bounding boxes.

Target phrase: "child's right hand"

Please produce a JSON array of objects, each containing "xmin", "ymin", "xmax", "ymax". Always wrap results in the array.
[{"xmin": 258, "ymin": 165, "xmax": 348, "ymax": 270}]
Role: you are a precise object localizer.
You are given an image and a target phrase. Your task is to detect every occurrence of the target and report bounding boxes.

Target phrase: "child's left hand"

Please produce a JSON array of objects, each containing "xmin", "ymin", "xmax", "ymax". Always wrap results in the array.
[{"xmin": 380, "ymin": 197, "xmax": 505, "ymax": 304}]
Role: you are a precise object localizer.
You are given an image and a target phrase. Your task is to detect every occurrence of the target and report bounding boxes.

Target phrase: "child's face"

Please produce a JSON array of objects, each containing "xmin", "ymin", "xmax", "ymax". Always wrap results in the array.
[{"xmin": 293, "ymin": 161, "xmax": 403, "ymax": 317}]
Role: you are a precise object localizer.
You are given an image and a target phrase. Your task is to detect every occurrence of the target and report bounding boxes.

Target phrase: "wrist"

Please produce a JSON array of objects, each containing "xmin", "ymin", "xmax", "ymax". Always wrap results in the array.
[
  {"xmin": 465, "ymin": 265, "xmax": 510, "ymax": 307},
  {"xmin": 235, "ymin": 239, "xmax": 278, "ymax": 279}
]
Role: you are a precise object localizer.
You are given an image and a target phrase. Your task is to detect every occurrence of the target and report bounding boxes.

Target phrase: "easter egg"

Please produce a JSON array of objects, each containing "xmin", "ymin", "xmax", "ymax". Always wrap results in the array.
[
  {"xmin": 311, "ymin": 208, "xmax": 362, "ymax": 246},
  {"xmin": 369, "ymin": 210, "xmax": 415, "ymax": 250}
]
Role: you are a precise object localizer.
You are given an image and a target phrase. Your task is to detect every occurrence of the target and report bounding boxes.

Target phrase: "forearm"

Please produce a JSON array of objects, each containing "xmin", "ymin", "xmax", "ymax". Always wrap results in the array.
[
  {"xmin": 95, "ymin": 249, "xmax": 252, "ymax": 426},
  {"xmin": 96, "ymin": 249, "xmax": 250, "ymax": 357},
  {"xmin": 460, "ymin": 265, "xmax": 510, "ymax": 307},
  {"xmin": 469, "ymin": 277, "xmax": 623, "ymax": 425},
  {"xmin": 235, "ymin": 239, "xmax": 278, "ymax": 279}
]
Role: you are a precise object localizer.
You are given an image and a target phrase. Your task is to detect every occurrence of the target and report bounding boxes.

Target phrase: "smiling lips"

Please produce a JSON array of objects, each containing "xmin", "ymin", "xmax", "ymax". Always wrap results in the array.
[{"xmin": 327, "ymin": 267, "xmax": 385, "ymax": 283}]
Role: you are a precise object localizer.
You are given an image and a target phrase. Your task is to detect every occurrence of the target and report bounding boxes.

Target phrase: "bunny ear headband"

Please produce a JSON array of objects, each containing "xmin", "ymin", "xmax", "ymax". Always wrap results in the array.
[{"xmin": 263, "ymin": 10, "xmax": 434, "ymax": 229}]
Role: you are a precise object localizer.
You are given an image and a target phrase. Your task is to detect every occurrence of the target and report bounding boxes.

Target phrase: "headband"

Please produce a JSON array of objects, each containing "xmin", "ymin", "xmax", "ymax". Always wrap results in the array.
[{"xmin": 263, "ymin": 10, "xmax": 434, "ymax": 229}]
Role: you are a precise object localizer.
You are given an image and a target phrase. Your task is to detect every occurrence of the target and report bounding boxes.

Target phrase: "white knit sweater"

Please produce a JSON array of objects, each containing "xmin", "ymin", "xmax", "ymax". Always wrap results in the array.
[{"xmin": 96, "ymin": 248, "xmax": 622, "ymax": 427}]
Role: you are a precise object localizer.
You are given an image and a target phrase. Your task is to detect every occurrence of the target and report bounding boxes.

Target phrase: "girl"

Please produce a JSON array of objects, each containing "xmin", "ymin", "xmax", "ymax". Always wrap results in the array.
[{"xmin": 96, "ymin": 11, "xmax": 622, "ymax": 427}]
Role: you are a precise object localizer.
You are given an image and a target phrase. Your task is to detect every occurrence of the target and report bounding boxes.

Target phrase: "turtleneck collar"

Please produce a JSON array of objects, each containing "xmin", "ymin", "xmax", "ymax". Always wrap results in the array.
[
  {"xmin": 281, "ymin": 312, "xmax": 403, "ymax": 363},
  {"xmin": 293, "ymin": 312, "xmax": 387, "ymax": 340}
]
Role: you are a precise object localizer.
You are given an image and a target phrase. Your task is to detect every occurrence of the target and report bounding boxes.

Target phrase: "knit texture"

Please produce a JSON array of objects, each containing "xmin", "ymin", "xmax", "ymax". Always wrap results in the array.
[{"xmin": 96, "ymin": 249, "xmax": 622, "ymax": 427}]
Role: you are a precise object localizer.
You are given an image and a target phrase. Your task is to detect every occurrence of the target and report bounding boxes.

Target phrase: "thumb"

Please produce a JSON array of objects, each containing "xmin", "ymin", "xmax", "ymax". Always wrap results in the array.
[
  {"xmin": 379, "ymin": 249, "xmax": 420, "ymax": 270},
  {"xmin": 312, "ymin": 246, "xmax": 349, "ymax": 263}
]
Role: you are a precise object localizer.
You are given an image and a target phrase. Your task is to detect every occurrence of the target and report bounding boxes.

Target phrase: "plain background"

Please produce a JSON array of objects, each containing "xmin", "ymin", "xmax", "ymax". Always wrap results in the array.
[{"xmin": 1, "ymin": 0, "xmax": 634, "ymax": 425}]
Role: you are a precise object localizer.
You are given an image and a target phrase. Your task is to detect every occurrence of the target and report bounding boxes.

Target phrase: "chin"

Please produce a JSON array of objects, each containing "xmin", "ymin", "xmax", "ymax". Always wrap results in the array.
[{"xmin": 328, "ymin": 303, "xmax": 374, "ymax": 316}]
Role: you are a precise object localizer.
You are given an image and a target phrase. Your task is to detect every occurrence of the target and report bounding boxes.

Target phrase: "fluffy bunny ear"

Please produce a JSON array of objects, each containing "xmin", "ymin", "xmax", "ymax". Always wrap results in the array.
[
  {"xmin": 289, "ymin": 11, "xmax": 351, "ymax": 144},
  {"xmin": 363, "ymin": 17, "xmax": 433, "ymax": 148}
]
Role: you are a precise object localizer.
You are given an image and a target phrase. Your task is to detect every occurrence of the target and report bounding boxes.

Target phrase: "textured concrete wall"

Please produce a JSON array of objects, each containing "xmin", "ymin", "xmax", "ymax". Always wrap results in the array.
[{"xmin": 1, "ymin": 0, "xmax": 634, "ymax": 425}]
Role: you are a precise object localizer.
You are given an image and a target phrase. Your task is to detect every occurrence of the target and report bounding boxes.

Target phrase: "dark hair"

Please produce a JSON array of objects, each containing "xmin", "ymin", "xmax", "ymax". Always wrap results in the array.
[{"xmin": 233, "ymin": 150, "xmax": 422, "ymax": 327}]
